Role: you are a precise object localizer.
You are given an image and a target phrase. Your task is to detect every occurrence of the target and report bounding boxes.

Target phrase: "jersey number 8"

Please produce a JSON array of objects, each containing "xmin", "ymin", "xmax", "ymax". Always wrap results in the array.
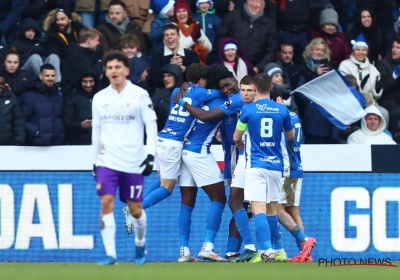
[
  {"xmin": 171, "ymin": 98, "xmax": 193, "ymax": 117},
  {"xmin": 260, "ymin": 117, "xmax": 273, "ymax": 137}
]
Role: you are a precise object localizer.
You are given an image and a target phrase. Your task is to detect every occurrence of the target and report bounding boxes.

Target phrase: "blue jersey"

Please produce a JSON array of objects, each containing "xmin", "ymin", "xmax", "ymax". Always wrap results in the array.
[
  {"xmin": 285, "ymin": 112, "xmax": 303, "ymax": 178},
  {"xmin": 239, "ymin": 98, "xmax": 293, "ymax": 172},
  {"xmin": 219, "ymin": 92, "xmax": 244, "ymax": 178},
  {"xmin": 158, "ymin": 83, "xmax": 224, "ymax": 141},
  {"xmin": 183, "ymin": 98, "xmax": 225, "ymax": 154}
]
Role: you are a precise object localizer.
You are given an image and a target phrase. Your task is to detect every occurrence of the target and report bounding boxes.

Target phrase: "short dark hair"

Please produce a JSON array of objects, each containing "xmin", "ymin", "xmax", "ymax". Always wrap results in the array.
[
  {"xmin": 254, "ymin": 73, "xmax": 272, "ymax": 94},
  {"xmin": 163, "ymin": 23, "xmax": 180, "ymax": 35},
  {"xmin": 102, "ymin": 50, "xmax": 130, "ymax": 68},
  {"xmin": 186, "ymin": 63, "xmax": 209, "ymax": 84},
  {"xmin": 119, "ymin": 34, "xmax": 141, "ymax": 50},
  {"xmin": 40, "ymin": 63, "xmax": 55, "ymax": 72},
  {"xmin": 395, "ymin": 34, "xmax": 400, "ymax": 45},
  {"xmin": 240, "ymin": 75, "xmax": 255, "ymax": 86},
  {"xmin": 108, "ymin": 0, "xmax": 126, "ymax": 9},
  {"xmin": 277, "ymin": 42, "xmax": 294, "ymax": 52}
]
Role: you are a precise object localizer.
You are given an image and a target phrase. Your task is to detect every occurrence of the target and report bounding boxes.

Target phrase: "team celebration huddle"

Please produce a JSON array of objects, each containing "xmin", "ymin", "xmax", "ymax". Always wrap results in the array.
[{"xmin": 92, "ymin": 52, "xmax": 316, "ymax": 265}]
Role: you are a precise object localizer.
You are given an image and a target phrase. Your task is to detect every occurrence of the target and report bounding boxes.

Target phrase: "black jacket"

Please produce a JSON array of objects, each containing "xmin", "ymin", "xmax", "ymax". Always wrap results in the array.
[
  {"xmin": 45, "ymin": 21, "xmax": 85, "ymax": 59},
  {"xmin": 0, "ymin": 42, "xmax": 6, "ymax": 64},
  {"xmin": 0, "ymin": 88, "xmax": 25, "ymax": 145},
  {"xmin": 4, "ymin": 68, "xmax": 34, "ymax": 97},
  {"xmin": 376, "ymin": 53, "xmax": 400, "ymax": 104},
  {"xmin": 19, "ymin": 80, "xmax": 65, "ymax": 146},
  {"xmin": 275, "ymin": 0, "xmax": 311, "ymax": 32},
  {"xmin": 61, "ymin": 44, "xmax": 103, "ymax": 93},
  {"xmin": 62, "ymin": 68, "xmax": 99, "ymax": 145},
  {"xmin": 21, "ymin": 0, "xmax": 67, "ymax": 25},
  {"xmin": 12, "ymin": 18, "xmax": 45, "ymax": 66},
  {"xmin": 216, "ymin": 9, "xmax": 278, "ymax": 71}
]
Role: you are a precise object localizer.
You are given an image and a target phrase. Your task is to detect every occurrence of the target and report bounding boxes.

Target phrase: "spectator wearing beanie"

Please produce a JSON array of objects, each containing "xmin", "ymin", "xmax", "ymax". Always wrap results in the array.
[
  {"xmin": 74, "ymin": 0, "xmax": 110, "ymax": 28},
  {"xmin": 149, "ymin": 0, "xmax": 175, "ymax": 54},
  {"xmin": 308, "ymin": 4, "xmax": 350, "ymax": 69},
  {"xmin": 43, "ymin": 8, "xmax": 85, "ymax": 60},
  {"xmin": 273, "ymin": 0, "xmax": 312, "ymax": 64},
  {"xmin": 346, "ymin": 8, "xmax": 384, "ymax": 65},
  {"xmin": 193, "ymin": 0, "xmax": 221, "ymax": 63},
  {"xmin": 213, "ymin": 38, "xmax": 255, "ymax": 82},
  {"xmin": 174, "ymin": 0, "xmax": 212, "ymax": 64},
  {"xmin": 14, "ymin": 18, "xmax": 62, "ymax": 83}
]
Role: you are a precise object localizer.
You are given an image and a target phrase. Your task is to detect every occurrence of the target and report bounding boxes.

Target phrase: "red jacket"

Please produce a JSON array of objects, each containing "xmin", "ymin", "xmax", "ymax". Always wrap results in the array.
[{"xmin": 308, "ymin": 29, "xmax": 351, "ymax": 69}]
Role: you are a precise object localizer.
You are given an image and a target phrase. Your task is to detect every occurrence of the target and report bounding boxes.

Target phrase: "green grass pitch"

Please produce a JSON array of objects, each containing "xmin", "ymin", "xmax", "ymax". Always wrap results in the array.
[{"xmin": 0, "ymin": 263, "xmax": 398, "ymax": 280}]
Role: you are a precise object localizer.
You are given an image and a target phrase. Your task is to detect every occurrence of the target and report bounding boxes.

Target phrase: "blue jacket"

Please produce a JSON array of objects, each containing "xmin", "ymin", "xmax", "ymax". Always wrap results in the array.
[
  {"xmin": 0, "ymin": 0, "xmax": 26, "ymax": 34},
  {"xmin": 19, "ymin": 81, "xmax": 65, "ymax": 146},
  {"xmin": 148, "ymin": 14, "xmax": 172, "ymax": 54},
  {"xmin": 193, "ymin": 9, "xmax": 221, "ymax": 51}
]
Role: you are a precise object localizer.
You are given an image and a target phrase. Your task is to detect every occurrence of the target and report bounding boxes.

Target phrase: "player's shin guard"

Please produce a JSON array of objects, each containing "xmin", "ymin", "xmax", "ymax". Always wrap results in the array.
[
  {"xmin": 143, "ymin": 179, "xmax": 161, "ymax": 198},
  {"xmin": 101, "ymin": 212, "xmax": 117, "ymax": 259},
  {"xmin": 233, "ymin": 209, "xmax": 255, "ymax": 250},
  {"xmin": 204, "ymin": 202, "xmax": 224, "ymax": 251},
  {"xmin": 254, "ymin": 213, "xmax": 272, "ymax": 252},
  {"xmin": 132, "ymin": 210, "xmax": 147, "ymax": 246},
  {"xmin": 142, "ymin": 186, "xmax": 172, "ymax": 209},
  {"xmin": 179, "ymin": 204, "xmax": 193, "ymax": 255}
]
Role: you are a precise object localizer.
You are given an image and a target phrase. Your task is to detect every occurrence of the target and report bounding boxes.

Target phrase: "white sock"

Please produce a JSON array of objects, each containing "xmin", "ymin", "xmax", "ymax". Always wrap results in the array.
[
  {"xmin": 101, "ymin": 212, "xmax": 116, "ymax": 259},
  {"xmin": 132, "ymin": 210, "xmax": 147, "ymax": 246},
  {"xmin": 275, "ymin": 249, "xmax": 285, "ymax": 254},
  {"xmin": 264, "ymin": 249, "xmax": 274, "ymax": 255},
  {"xmin": 181, "ymin": 246, "xmax": 190, "ymax": 256},
  {"xmin": 203, "ymin": 242, "xmax": 213, "ymax": 251},
  {"xmin": 244, "ymin": 244, "xmax": 256, "ymax": 251}
]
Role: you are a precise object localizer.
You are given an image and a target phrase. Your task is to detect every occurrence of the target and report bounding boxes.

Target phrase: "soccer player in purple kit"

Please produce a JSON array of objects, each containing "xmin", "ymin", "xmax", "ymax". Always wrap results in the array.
[{"xmin": 92, "ymin": 51, "xmax": 158, "ymax": 265}]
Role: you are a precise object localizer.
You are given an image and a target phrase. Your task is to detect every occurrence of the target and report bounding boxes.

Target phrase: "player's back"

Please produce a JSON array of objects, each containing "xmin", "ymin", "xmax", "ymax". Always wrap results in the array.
[
  {"xmin": 183, "ymin": 98, "xmax": 225, "ymax": 154},
  {"xmin": 242, "ymin": 98, "xmax": 292, "ymax": 172},
  {"xmin": 285, "ymin": 112, "xmax": 303, "ymax": 178},
  {"xmin": 158, "ymin": 83, "xmax": 223, "ymax": 142}
]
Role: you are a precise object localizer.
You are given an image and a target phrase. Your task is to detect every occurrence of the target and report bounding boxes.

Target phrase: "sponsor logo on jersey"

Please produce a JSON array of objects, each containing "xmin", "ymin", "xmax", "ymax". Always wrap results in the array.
[
  {"xmin": 260, "ymin": 156, "xmax": 281, "ymax": 163},
  {"xmin": 100, "ymin": 114, "xmax": 135, "ymax": 122},
  {"xmin": 223, "ymin": 99, "xmax": 232, "ymax": 108},
  {"xmin": 256, "ymin": 104, "xmax": 279, "ymax": 112},
  {"xmin": 161, "ymin": 128, "xmax": 177, "ymax": 135}
]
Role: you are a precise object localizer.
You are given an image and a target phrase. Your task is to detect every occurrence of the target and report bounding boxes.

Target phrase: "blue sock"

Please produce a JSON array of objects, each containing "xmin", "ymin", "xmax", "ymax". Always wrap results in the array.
[
  {"xmin": 226, "ymin": 237, "xmax": 239, "ymax": 253},
  {"xmin": 236, "ymin": 236, "xmax": 243, "ymax": 252},
  {"xmin": 143, "ymin": 179, "xmax": 161, "ymax": 198},
  {"xmin": 233, "ymin": 209, "xmax": 253, "ymax": 245},
  {"xmin": 254, "ymin": 213, "xmax": 272, "ymax": 251},
  {"xmin": 205, "ymin": 202, "xmax": 224, "ymax": 243},
  {"xmin": 289, "ymin": 225, "xmax": 307, "ymax": 243},
  {"xmin": 142, "ymin": 187, "xmax": 171, "ymax": 209},
  {"xmin": 255, "ymin": 225, "xmax": 262, "ymax": 251},
  {"xmin": 267, "ymin": 215, "xmax": 283, "ymax": 250},
  {"xmin": 178, "ymin": 204, "xmax": 193, "ymax": 247},
  {"xmin": 296, "ymin": 240, "xmax": 302, "ymax": 251}
]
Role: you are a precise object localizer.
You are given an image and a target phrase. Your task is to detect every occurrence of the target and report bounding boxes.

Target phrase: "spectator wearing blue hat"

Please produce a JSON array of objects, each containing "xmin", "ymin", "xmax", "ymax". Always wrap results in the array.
[{"xmin": 149, "ymin": 0, "xmax": 175, "ymax": 54}]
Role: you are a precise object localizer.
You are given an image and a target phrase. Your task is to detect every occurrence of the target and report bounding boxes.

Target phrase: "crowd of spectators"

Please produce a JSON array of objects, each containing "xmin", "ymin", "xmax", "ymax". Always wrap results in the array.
[{"xmin": 1, "ymin": 0, "xmax": 400, "ymax": 146}]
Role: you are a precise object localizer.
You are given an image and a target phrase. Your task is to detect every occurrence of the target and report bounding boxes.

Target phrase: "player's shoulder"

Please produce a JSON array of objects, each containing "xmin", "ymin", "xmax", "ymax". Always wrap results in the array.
[{"xmin": 92, "ymin": 86, "xmax": 110, "ymax": 103}]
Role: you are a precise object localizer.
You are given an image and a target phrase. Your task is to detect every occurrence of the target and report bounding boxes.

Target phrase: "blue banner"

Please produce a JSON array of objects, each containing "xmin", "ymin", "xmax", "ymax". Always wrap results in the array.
[{"xmin": 0, "ymin": 172, "xmax": 399, "ymax": 262}]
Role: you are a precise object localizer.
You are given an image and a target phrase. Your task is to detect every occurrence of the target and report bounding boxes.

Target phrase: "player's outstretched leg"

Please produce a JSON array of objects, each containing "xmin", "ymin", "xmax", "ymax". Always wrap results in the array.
[
  {"xmin": 178, "ymin": 187, "xmax": 198, "ymax": 262},
  {"xmin": 143, "ymin": 179, "xmax": 161, "ymax": 198},
  {"xmin": 142, "ymin": 179, "xmax": 174, "ymax": 209},
  {"xmin": 198, "ymin": 183, "xmax": 227, "ymax": 262}
]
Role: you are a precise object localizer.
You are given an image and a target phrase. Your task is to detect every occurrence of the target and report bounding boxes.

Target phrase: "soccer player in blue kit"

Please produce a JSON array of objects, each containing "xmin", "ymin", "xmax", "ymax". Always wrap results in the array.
[
  {"xmin": 141, "ymin": 63, "xmax": 225, "ymax": 208},
  {"xmin": 174, "ymin": 69, "xmax": 255, "ymax": 260},
  {"xmin": 233, "ymin": 73, "xmax": 296, "ymax": 262}
]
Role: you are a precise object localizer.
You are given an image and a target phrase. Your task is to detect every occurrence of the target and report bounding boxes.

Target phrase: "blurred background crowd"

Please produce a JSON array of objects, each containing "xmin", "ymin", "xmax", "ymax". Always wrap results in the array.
[{"xmin": 1, "ymin": 0, "xmax": 400, "ymax": 146}]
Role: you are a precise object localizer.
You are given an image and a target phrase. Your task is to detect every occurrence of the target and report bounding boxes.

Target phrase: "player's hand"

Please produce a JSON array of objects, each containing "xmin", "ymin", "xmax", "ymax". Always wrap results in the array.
[
  {"xmin": 173, "ymin": 82, "xmax": 189, "ymax": 104},
  {"xmin": 236, "ymin": 140, "xmax": 244, "ymax": 149},
  {"xmin": 140, "ymin": 154, "xmax": 154, "ymax": 176}
]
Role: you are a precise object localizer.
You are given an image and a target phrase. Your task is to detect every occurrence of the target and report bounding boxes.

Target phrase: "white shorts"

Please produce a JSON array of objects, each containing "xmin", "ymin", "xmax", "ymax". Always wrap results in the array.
[
  {"xmin": 279, "ymin": 177, "xmax": 303, "ymax": 206},
  {"xmin": 179, "ymin": 150, "xmax": 223, "ymax": 187},
  {"xmin": 231, "ymin": 154, "xmax": 246, "ymax": 189},
  {"xmin": 156, "ymin": 137, "xmax": 183, "ymax": 180},
  {"xmin": 244, "ymin": 168, "xmax": 283, "ymax": 203},
  {"xmin": 154, "ymin": 154, "xmax": 160, "ymax": 171}
]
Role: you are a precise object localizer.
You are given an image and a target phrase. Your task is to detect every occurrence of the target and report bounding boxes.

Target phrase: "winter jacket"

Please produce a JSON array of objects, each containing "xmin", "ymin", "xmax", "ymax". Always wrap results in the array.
[
  {"xmin": 128, "ymin": 57, "xmax": 149, "ymax": 91},
  {"xmin": 12, "ymin": 18, "xmax": 45, "ymax": 66},
  {"xmin": 97, "ymin": 18, "xmax": 148, "ymax": 58},
  {"xmin": 276, "ymin": 0, "xmax": 312, "ymax": 33},
  {"xmin": 74, "ymin": 0, "xmax": 111, "ymax": 11},
  {"xmin": 193, "ymin": 9, "xmax": 221, "ymax": 51},
  {"xmin": 308, "ymin": 28, "xmax": 351, "ymax": 69},
  {"xmin": 43, "ymin": 9, "xmax": 84, "ymax": 59},
  {"xmin": 216, "ymin": 8, "xmax": 278, "ymax": 71},
  {"xmin": 0, "ymin": 88, "xmax": 25, "ymax": 145},
  {"xmin": 122, "ymin": 0, "xmax": 154, "ymax": 33},
  {"xmin": 4, "ymin": 69, "xmax": 35, "ymax": 97},
  {"xmin": 339, "ymin": 55, "xmax": 383, "ymax": 106},
  {"xmin": 376, "ymin": 53, "xmax": 400, "ymax": 104},
  {"xmin": 61, "ymin": 44, "xmax": 103, "ymax": 93},
  {"xmin": 276, "ymin": 59, "xmax": 308, "ymax": 90},
  {"xmin": 21, "ymin": 0, "xmax": 66, "ymax": 24},
  {"xmin": 62, "ymin": 68, "xmax": 99, "ymax": 145},
  {"xmin": 347, "ymin": 105, "xmax": 396, "ymax": 144},
  {"xmin": 19, "ymin": 81, "xmax": 65, "ymax": 146},
  {"xmin": 231, "ymin": 0, "xmax": 277, "ymax": 25},
  {"xmin": 0, "ymin": 0, "xmax": 25, "ymax": 34},
  {"xmin": 148, "ymin": 15, "xmax": 173, "ymax": 54}
]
